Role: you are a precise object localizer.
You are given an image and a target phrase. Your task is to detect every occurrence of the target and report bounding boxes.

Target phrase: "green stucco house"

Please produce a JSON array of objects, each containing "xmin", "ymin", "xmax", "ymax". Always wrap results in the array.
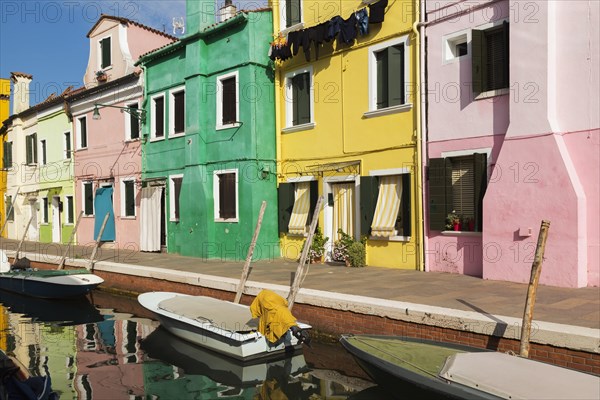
[{"xmin": 137, "ymin": 1, "xmax": 278, "ymax": 260}]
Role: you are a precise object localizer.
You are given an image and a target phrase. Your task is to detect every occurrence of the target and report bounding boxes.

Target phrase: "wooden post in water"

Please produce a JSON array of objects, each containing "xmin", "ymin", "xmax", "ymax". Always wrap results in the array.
[
  {"xmin": 88, "ymin": 212, "xmax": 110, "ymax": 271},
  {"xmin": 58, "ymin": 210, "xmax": 84, "ymax": 270},
  {"xmin": 519, "ymin": 220, "xmax": 551, "ymax": 358},
  {"xmin": 288, "ymin": 196, "xmax": 324, "ymax": 310},
  {"xmin": 14, "ymin": 214, "xmax": 34, "ymax": 260},
  {"xmin": 234, "ymin": 201, "xmax": 267, "ymax": 304},
  {"xmin": 0, "ymin": 187, "xmax": 20, "ymax": 237}
]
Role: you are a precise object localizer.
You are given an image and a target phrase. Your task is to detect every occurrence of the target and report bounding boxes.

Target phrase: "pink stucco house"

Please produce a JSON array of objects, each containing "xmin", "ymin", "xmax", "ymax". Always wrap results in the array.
[
  {"xmin": 424, "ymin": 0, "xmax": 599, "ymax": 288},
  {"xmin": 68, "ymin": 15, "xmax": 177, "ymax": 250}
]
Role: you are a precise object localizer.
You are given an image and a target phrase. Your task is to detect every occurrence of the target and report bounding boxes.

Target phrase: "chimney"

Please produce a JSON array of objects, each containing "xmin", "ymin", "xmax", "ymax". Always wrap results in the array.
[
  {"xmin": 218, "ymin": 0, "xmax": 237, "ymax": 22},
  {"xmin": 10, "ymin": 72, "xmax": 33, "ymax": 115}
]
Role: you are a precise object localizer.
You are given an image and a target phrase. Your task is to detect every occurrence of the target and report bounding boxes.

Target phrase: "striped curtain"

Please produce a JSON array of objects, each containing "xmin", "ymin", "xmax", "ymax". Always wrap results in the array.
[
  {"xmin": 371, "ymin": 175, "xmax": 402, "ymax": 237},
  {"xmin": 288, "ymin": 182, "xmax": 310, "ymax": 235},
  {"xmin": 333, "ymin": 183, "xmax": 354, "ymax": 240}
]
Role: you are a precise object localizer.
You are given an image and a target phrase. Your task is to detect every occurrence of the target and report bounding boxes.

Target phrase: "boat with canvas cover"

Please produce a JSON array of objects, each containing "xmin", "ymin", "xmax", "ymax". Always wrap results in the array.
[
  {"xmin": 138, "ymin": 289, "xmax": 312, "ymax": 362},
  {"xmin": 340, "ymin": 334, "xmax": 600, "ymax": 400},
  {"xmin": 0, "ymin": 251, "xmax": 104, "ymax": 299}
]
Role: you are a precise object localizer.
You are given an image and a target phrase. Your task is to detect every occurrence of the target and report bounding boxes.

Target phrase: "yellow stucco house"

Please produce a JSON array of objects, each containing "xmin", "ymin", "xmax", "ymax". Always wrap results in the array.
[
  {"xmin": 271, "ymin": 0, "xmax": 424, "ymax": 269},
  {"xmin": 0, "ymin": 78, "xmax": 10, "ymax": 237}
]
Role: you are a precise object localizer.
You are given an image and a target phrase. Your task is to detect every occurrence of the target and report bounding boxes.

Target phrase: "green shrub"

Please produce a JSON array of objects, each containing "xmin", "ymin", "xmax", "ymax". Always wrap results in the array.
[{"xmin": 346, "ymin": 241, "xmax": 366, "ymax": 268}]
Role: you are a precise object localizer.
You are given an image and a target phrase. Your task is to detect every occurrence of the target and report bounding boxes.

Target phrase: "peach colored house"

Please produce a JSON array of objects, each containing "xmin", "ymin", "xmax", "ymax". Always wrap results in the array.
[
  {"xmin": 68, "ymin": 15, "xmax": 177, "ymax": 250},
  {"xmin": 424, "ymin": 0, "xmax": 599, "ymax": 288}
]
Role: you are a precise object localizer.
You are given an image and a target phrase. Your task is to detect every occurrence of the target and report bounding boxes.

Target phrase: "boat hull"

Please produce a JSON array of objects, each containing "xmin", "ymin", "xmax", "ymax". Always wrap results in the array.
[
  {"xmin": 139, "ymin": 292, "xmax": 311, "ymax": 362},
  {"xmin": 0, "ymin": 269, "xmax": 104, "ymax": 299}
]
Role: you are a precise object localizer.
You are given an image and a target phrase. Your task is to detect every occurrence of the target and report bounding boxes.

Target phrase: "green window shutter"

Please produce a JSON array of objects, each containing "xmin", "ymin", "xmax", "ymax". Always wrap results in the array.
[
  {"xmin": 428, "ymin": 158, "xmax": 452, "ymax": 230},
  {"xmin": 33, "ymin": 133, "xmax": 37, "ymax": 163},
  {"xmin": 471, "ymin": 29, "xmax": 483, "ymax": 95},
  {"xmin": 376, "ymin": 49, "xmax": 389, "ymax": 109},
  {"xmin": 2, "ymin": 142, "xmax": 9, "ymax": 168},
  {"xmin": 502, "ymin": 21, "xmax": 510, "ymax": 90},
  {"xmin": 308, "ymin": 180, "xmax": 318, "ymax": 224},
  {"xmin": 359, "ymin": 176, "xmax": 379, "ymax": 236},
  {"xmin": 26, "ymin": 135, "xmax": 32, "ymax": 164},
  {"xmin": 401, "ymin": 173, "xmax": 411, "ymax": 237},
  {"xmin": 277, "ymin": 183, "xmax": 294, "ymax": 233},
  {"xmin": 388, "ymin": 44, "xmax": 405, "ymax": 107},
  {"xmin": 101, "ymin": 38, "xmax": 111, "ymax": 69},
  {"xmin": 473, "ymin": 153, "xmax": 487, "ymax": 232},
  {"xmin": 286, "ymin": 0, "xmax": 300, "ymax": 27},
  {"xmin": 292, "ymin": 73, "xmax": 310, "ymax": 126}
]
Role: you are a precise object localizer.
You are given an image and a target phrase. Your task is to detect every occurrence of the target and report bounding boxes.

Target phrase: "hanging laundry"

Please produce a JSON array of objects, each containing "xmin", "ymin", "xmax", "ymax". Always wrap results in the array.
[
  {"xmin": 309, "ymin": 21, "xmax": 329, "ymax": 60},
  {"xmin": 327, "ymin": 15, "xmax": 344, "ymax": 41},
  {"xmin": 269, "ymin": 34, "xmax": 292, "ymax": 62},
  {"xmin": 369, "ymin": 0, "xmax": 388, "ymax": 24},
  {"xmin": 356, "ymin": 8, "xmax": 369, "ymax": 35},
  {"xmin": 340, "ymin": 13, "xmax": 358, "ymax": 45}
]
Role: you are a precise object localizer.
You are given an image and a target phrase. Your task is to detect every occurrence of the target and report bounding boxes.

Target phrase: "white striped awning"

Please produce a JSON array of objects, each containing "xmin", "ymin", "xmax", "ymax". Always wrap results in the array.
[
  {"xmin": 371, "ymin": 175, "xmax": 402, "ymax": 237},
  {"xmin": 288, "ymin": 182, "xmax": 310, "ymax": 235}
]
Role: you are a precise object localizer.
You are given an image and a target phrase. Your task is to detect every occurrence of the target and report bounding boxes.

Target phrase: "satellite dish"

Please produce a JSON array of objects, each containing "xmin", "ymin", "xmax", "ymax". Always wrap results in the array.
[{"xmin": 173, "ymin": 17, "xmax": 185, "ymax": 35}]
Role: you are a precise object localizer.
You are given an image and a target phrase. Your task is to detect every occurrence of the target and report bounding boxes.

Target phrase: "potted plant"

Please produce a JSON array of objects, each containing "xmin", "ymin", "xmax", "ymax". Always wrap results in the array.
[
  {"xmin": 308, "ymin": 227, "xmax": 328, "ymax": 264},
  {"xmin": 332, "ymin": 229, "xmax": 354, "ymax": 263},
  {"xmin": 346, "ymin": 236, "xmax": 367, "ymax": 268},
  {"xmin": 96, "ymin": 70, "xmax": 107, "ymax": 82},
  {"xmin": 462, "ymin": 216, "xmax": 475, "ymax": 231},
  {"xmin": 445, "ymin": 211, "xmax": 461, "ymax": 231}
]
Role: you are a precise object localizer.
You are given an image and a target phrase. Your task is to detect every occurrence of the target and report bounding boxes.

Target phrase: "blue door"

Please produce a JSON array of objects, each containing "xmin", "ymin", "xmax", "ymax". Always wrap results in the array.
[{"xmin": 94, "ymin": 187, "xmax": 115, "ymax": 241}]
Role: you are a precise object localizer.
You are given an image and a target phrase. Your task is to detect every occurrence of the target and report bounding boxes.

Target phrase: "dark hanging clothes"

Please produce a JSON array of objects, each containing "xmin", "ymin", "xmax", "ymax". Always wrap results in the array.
[
  {"xmin": 327, "ymin": 16, "xmax": 344, "ymax": 41},
  {"xmin": 369, "ymin": 0, "xmax": 388, "ymax": 24},
  {"xmin": 309, "ymin": 21, "xmax": 329, "ymax": 60},
  {"xmin": 356, "ymin": 8, "xmax": 369, "ymax": 35},
  {"xmin": 340, "ymin": 13, "xmax": 358, "ymax": 45}
]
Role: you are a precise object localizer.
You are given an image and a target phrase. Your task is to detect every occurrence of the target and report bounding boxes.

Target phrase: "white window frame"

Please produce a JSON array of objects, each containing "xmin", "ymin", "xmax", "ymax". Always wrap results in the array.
[
  {"xmin": 169, "ymin": 86, "xmax": 186, "ymax": 137},
  {"xmin": 169, "ymin": 174, "xmax": 183, "ymax": 222},
  {"xmin": 77, "ymin": 116, "xmax": 88, "ymax": 149},
  {"xmin": 366, "ymin": 35, "xmax": 412, "ymax": 117},
  {"xmin": 150, "ymin": 93, "xmax": 166, "ymax": 141},
  {"xmin": 98, "ymin": 34, "xmax": 113, "ymax": 71},
  {"xmin": 283, "ymin": 66, "xmax": 315, "ymax": 133},
  {"xmin": 213, "ymin": 169, "xmax": 239, "ymax": 223},
  {"xmin": 40, "ymin": 139, "xmax": 47, "ymax": 165},
  {"xmin": 65, "ymin": 195, "xmax": 74, "ymax": 225},
  {"xmin": 42, "ymin": 197, "xmax": 49, "ymax": 224},
  {"xmin": 120, "ymin": 178, "xmax": 136, "ymax": 218},
  {"xmin": 443, "ymin": 30, "xmax": 470, "ymax": 63},
  {"xmin": 368, "ymin": 168, "xmax": 411, "ymax": 242},
  {"xmin": 279, "ymin": 0, "xmax": 304, "ymax": 33},
  {"xmin": 63, "ymin": 131, "xmax": 71, "ymax": 159},
  {"xmin": 124, "ymin": 100, "xmax": 141, "ymax": 141},
  {"xmin": 82, "ymin": 181, "xmax": 94, "ymax": 217},
  {"xmin": 216, "ymin": 72, "xmax": 240, "ymax": 130},
  {"xmin": 26, "ymin": 133, "xmax": 37, "ymax": 165}
]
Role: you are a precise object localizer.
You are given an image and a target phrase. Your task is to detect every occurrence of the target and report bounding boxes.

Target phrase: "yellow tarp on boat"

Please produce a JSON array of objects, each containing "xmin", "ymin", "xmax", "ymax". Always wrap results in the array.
[{"xmin": 250, "ymin": 290, "xmax": 297, "ymax": 344}]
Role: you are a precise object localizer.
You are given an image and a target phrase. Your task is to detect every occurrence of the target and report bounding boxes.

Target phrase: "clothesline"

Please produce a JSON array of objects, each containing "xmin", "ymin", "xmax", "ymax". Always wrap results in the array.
[{"xmin": 269, "ymin": 0, "xmax": 389, "ymax": 63}]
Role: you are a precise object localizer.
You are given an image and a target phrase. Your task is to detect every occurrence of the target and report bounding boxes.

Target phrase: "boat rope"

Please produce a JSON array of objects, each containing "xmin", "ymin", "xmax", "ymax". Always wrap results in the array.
[{"xmin": 353, "ymin": 337, "xmax": 440, "ymax": 378}]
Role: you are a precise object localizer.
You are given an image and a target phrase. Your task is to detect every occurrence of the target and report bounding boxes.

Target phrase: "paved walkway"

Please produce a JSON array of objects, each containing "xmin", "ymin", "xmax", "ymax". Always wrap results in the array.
[{"xmin": 2, "ymin": 238, "xmax": 598, "ymax": 331}]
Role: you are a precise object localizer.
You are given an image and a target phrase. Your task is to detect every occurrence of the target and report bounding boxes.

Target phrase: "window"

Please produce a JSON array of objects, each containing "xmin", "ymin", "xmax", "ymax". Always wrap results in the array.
[
  {"xmin": 444, "ymin": 32, "xmax": 468, "ymax": 61},
  {"xmin": 277, "ymin": 180, "xmax": 318, "ymax": 234},
  {"xmin": 66, "ymin": 195, "xmax": 74, "ymax": 224},
  {"xmin": 428, "ymin": 153, "xmax": 488, "ymax": 232},
  {"xmin": 26, "ymin": 133, "xmax": 38, "ymax": 165},
  {"xmin": 151, "ymin": 95, "xmax": 165, "ymax": 139},
  {"xmin": 360, "ymin": 172, "xmax": 411, "ymax": 238},
  {"xmin": 3, "ymin": 142, "xmax": 12, "ymax": 169},
  {"xmin": 78, "ymin": 117, "xmax": 87, "ymax": 149},
  {"xmin": 169, "ymin": 88, "xmax": 185, "ymax": 135},
  {"xmin": 40, "ymin": 139, "xmax": 47, "ymax": 165},
  {"xmin": 100, "ymin": 37, "xmax": 111, "ymax": 69},
  {"xmin": 42, "ymin": 197, "xmax": 49, "ymax": 223},
  {"xmin": 217, "ymin": 73, "xmax": 239, "ymax": 129},
  {"xmin": 5, "ymin": 196, "xmax": 14, "ymax": 221},
  {"xmin": 214, "ymin": 170, "xmax": 238, "ymax": 221},
  {"xmin": 284, "ymin": 68, "xmax": 313, "ymax": 130},
  {"xmin": 122, "ymin": 179, "xmax": 136, "ymax": 217},
  {"xmin": 472, "ymin": 22, "xmax": 509, "ymax": 95},
  {"xmin": 83, "ymin": 181, "xmax": 94, "ymax": 216},
  {"xmin": 64, "ymin": 132, "xmax": 71, "ymax": 159},
  {"xmin": 372, "ymin": 44, "xmax": 405, "ymax": 110},
  {"xmin": 169, "ymin": 175, "xmax": 183, "ymax": 221},
  {"xmin": 125, "ymin": 102, "xmax": 140, "ymax": 140},
  {"xmin": 281, "ymin": 0, "xmax": 302, "ymax": 29}
]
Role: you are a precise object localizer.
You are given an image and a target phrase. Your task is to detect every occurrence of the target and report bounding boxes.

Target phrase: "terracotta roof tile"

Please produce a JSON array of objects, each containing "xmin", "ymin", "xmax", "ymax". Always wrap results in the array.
[{"xmin": 10, "ymin": 71, "xmax": 33, "ymax": 79}]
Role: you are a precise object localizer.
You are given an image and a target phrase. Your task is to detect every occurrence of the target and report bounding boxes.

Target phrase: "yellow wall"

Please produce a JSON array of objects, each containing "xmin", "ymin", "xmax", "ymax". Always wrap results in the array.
[
  {"xmin": 0, "ymin": 78, "xmax": 9, "ymax": 237},
  {"xmin": 272, "ymin": 0, "xmax": 422, "ymax": 269}
]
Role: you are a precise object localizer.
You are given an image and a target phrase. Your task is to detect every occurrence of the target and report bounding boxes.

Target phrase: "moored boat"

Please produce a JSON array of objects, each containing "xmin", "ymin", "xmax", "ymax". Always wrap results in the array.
[
  {"xmin": 138, "ymin": 290, "xmax": 312, "ymax": 362},
  {"xmin": 340, "ymin": 334, "xmax": 600, "ymax": 400}
]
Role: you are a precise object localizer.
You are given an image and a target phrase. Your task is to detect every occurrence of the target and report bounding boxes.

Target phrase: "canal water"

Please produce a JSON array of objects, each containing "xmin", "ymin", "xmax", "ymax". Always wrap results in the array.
[{"xmin": 0, "ymin": 290, "xmax": 399, "ymax": 400}]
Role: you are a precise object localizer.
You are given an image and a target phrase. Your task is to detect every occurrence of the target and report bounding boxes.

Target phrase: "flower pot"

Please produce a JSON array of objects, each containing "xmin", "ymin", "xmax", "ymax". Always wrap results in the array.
[
  {"xmin": 345, "ymin": 258, "xmax": 351, "ymax": 267},
  {"xmin": 453, "ymin": 222, "xmax": 460, "ymax": 231},
  {"xmin": 311, "ymin": 256, "xmax": 322, "ymax": 264}
]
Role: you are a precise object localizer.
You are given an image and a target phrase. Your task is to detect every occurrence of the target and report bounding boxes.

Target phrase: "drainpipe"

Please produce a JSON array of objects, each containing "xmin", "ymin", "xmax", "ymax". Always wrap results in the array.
[{"xmin": 412, "ymin": 0, "xmax": 427, "ymax": 272}]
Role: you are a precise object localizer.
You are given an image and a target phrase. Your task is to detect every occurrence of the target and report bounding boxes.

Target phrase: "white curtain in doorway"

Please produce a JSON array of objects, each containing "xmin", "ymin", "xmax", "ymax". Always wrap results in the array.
[
  {"xmin": 140, "ymin": 186, "xmax": 163, "ymax": 252},
  {"xmin": 333, "ymin": 183, "xmax": 354, "ymax": 241}
]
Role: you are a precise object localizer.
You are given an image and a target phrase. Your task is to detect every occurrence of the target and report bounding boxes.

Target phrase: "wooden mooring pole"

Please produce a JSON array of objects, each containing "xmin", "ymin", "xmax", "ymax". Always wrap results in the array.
[
  {"xmin": 519, "ymin": 220, "xmax": 551, "ymax": 358},
  {"xmin": 58, "ymin": 210, "xmax": 84, "ymax": 270},
  {"xmin": 234, "ymin": 201, "xmax": 267, "ymax": 304},
  {"xmin": 14, "ymin": 214, "xmax": 34, "ymax": 260},
  {"xmin": 88, "ymin": 212, "xmax": 110, "ymax": 271}
]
